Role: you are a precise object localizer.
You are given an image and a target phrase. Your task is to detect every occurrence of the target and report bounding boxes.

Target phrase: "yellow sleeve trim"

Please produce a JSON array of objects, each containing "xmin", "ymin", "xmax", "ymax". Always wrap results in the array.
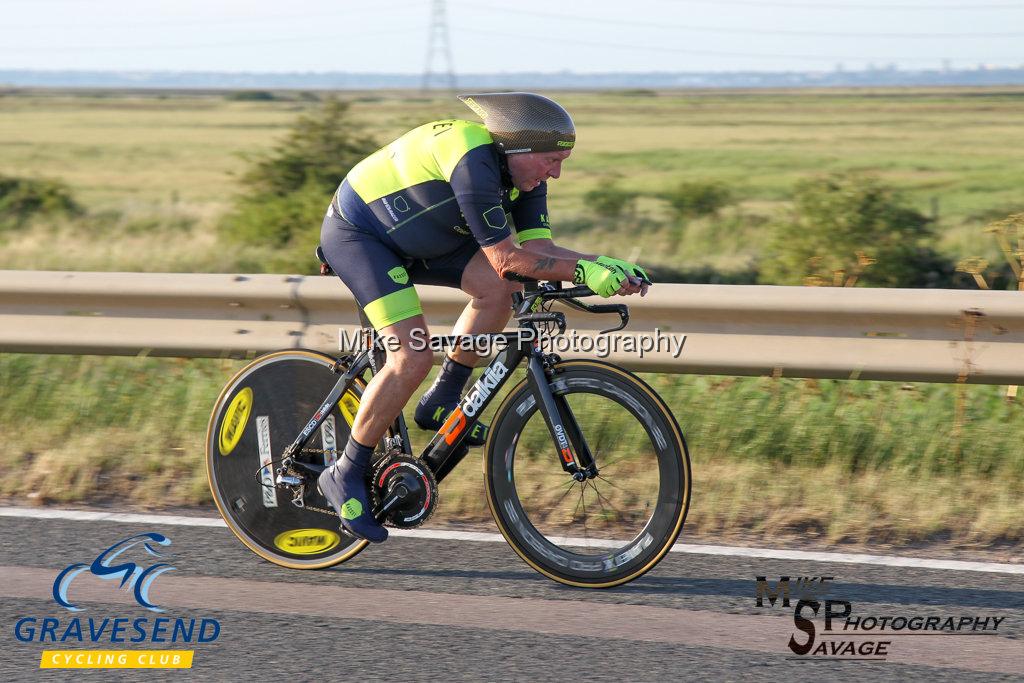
[{"xmin": 515, "ymin": 228, "xmax": 552, "ymax": 244}]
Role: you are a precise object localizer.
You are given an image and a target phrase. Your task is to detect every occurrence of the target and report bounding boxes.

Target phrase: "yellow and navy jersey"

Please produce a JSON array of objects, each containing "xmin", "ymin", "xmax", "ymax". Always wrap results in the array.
[{"xmin": 333, "ymin": 119, "xmax": 552, "ymax": 259}]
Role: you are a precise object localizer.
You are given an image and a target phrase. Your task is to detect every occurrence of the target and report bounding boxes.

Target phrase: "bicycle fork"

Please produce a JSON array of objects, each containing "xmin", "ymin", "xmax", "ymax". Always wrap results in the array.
[{"xmin": 526, "ymin": 354, "xmax": 599, "ymax": 480}]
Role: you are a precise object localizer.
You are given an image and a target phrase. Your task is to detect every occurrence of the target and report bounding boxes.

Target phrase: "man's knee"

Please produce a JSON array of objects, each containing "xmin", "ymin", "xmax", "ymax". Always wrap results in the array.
[
  {"xmin": 388, "ymin": 346, "xmax": 434, "ymax": 381},
  {"xmin": 467, "ymin": 277, "xmax": 521, "ymax": 306}
]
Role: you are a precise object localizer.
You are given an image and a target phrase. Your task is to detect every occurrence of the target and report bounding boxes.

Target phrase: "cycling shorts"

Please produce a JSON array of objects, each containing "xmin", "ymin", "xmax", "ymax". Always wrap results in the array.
[{"xmin": 320, "ymin": 205, "xmax": 479, "ymax": 330}]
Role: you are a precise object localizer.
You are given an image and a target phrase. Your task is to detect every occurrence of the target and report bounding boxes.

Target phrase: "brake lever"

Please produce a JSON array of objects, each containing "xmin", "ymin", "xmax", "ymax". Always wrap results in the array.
[
  {"xmin": 559, "ymin": 298, "xmax": 630, "ymax": 333},
  {"xmin": 598, "ymin": 305, "xmax": 629, "ymax": 334}
]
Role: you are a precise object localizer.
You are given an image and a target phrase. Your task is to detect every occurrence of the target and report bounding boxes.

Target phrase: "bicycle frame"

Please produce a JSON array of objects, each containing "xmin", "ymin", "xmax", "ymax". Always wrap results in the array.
[{"xmin": 280, "ymin": 285, "xmax": 610, "ymax": 486}]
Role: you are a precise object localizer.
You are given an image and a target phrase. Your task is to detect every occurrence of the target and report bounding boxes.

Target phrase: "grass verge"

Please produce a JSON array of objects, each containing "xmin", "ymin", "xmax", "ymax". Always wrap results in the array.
[{"xmin": 1, "ymin": 353, "xmax": 1020, "ymax": 550}]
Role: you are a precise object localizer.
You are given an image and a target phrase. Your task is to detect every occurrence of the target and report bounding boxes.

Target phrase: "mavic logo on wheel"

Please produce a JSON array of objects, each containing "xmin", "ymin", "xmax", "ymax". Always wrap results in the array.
[
  {"xmin": 52, "ymin": 533, "xmax": 176, "ymax": 613},
  {"xmin": 219, "ymin": 387, "xmax": 253, "ymax": 456}
]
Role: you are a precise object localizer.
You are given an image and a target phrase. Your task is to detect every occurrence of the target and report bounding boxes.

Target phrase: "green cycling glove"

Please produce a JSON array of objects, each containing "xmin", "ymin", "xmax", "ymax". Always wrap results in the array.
[
  {"xmin": 574, "ymin": 259, "xmax": 627, "ymax": 298},
  {"xmin": 596, "ymin": 256, "xmax": 650, "ymax": 283}
]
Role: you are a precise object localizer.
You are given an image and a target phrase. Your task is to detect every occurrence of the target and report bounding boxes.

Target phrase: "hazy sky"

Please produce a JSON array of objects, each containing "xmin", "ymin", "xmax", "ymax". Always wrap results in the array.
[{"xmin": 2, "ymin": 0, "xmax": 1022, "ymax": 73}]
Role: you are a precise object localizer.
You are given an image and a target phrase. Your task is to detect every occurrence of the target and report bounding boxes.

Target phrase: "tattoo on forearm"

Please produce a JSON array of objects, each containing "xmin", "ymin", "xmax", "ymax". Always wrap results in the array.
[{"xmin": 533, "ymin": 257, "xmax": 557, "ymax": 272}]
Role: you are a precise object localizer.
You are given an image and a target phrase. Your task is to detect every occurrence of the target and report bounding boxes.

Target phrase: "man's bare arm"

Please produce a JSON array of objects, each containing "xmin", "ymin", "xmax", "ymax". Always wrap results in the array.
[
  {"xmin": 481, "ymin": 237, "xmax": 578, "ymax": 281},
  {"xmin": 518, "ymin": 238, "xmax": 597, "ymax": 262}
]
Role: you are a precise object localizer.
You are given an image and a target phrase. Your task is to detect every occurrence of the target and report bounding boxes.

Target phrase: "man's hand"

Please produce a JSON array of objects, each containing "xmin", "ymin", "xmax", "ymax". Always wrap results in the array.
[
  {"xmin": 573, "ymin": 259, "xmax": 628, "ymax": 298},
  {"xmin": 596, "ymin": 256, "xmax": 650, "ymax": 296},
  {"xmin": 596, "ymin": 256, "xmax": 648, "ymax": 282}
]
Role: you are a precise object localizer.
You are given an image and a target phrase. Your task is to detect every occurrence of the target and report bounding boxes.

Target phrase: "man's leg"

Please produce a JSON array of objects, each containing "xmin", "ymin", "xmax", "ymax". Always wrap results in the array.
[
  {"xmin": 319, "ymin": 315, "xmax": 433, "ymax": 543},
  {"xmin": 318, "ymin": 212, "xmax": 440, "ymax": 542},
  {"xmin": 351, "ymin": 316, "xmax": 435, "ymax": 445},
  {"xmin": 414, "ymin": 251, "xmax": 521, "ymax": 442}
]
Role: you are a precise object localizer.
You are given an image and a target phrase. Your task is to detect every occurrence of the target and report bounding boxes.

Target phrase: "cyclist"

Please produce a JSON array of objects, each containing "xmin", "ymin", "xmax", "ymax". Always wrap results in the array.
[{"xmin": 317, "ymin": 92, "xmax": 649, "ymax": 543}]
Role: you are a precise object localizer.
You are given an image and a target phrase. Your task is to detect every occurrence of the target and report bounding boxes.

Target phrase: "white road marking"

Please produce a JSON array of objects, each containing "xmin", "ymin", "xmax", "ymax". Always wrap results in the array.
[{"xmin": 0, "ymin": 505, "xmax": 1020, "ymax": 574}]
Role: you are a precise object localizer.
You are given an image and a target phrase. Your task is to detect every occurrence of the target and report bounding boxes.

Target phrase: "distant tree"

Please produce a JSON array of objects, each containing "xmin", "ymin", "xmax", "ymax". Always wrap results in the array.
[
  {"xmin": 219, "ymin": 99, "xmax": 380, "ymax": 269},
  {"xmin": 238, "ymin": 98, "xmax": 378, "ymax": 198}
]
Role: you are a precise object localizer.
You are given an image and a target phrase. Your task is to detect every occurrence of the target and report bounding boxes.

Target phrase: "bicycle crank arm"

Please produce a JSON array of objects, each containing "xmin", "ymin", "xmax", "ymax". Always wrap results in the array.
[{"xmin": 374, "ymin": 484, "xmax": 409, "ymax": 520}]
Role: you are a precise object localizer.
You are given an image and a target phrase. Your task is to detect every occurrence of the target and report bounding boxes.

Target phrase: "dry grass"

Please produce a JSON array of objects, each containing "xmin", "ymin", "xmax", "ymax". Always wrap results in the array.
[{"xmin": 431, "ymin": 454, "xmax": 1024, "ymax": 549}]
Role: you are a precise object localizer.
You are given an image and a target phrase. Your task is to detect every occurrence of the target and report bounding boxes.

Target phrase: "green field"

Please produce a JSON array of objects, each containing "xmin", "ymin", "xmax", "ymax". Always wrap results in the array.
[
  {"xmin": 2, "ymin": 88, "xmax": 1023, "ymax": 273},
  {"xmin": 0, "ymin": 88, "xmax": 1021, "ymax": 551}
]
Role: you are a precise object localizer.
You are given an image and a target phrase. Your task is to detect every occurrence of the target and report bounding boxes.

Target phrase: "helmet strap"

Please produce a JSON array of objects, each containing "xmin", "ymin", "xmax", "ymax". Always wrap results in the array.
[{"xmin": 496, "ymin": 148, "xmax": 513, "ymax": 188}]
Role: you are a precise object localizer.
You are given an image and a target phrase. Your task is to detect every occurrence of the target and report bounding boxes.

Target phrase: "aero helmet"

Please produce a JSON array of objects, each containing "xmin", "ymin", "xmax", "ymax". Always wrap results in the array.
[{"xmin": 458, "ymin": 92, "xmax": 575, "ymax": 155}]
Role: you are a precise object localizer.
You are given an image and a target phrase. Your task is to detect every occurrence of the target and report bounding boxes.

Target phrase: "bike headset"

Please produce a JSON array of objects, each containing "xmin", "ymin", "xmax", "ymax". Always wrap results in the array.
[{"xmin": 457, "ymin": 92, "xmax": 575, "ymax": 155}]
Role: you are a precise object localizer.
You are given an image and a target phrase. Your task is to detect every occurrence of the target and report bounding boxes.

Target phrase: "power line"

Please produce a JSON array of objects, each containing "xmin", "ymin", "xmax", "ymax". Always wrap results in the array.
[
  {"xmin": 0, "ymin": 27, "xmax": 423, "ymax": 53},
  {"xmin": 455, "ymin": 1, "xmax": 1024, "ymax": 38},
  {"xmin": 0, "ymin": 1, "xmax": 424, "ymax": 31},
  {"xmin": 453, "ymin": 25, "xmax": 1015, "ymax": 64},
  {"xmin": 649, "ymin": 0, "xmax": 1024, "ymax": 9}
]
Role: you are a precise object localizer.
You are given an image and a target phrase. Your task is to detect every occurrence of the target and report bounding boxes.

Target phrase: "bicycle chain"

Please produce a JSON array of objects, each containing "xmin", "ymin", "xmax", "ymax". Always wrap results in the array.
[{"xmin": 250, "ymin": 447, "xmax": 341, "ymax": 519}]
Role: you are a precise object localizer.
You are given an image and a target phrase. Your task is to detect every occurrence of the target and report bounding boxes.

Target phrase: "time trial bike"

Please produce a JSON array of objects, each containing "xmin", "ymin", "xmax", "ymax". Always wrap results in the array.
[{"xmin": 206, "ymin": 280, "xmax": 691, "ymax": 588}]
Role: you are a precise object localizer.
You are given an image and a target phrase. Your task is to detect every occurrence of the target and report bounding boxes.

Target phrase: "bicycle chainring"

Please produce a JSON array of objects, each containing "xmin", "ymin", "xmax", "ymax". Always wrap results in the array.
[{"xmin": 371, "ymin": 454, "xmax": 438, "ymax": 529}]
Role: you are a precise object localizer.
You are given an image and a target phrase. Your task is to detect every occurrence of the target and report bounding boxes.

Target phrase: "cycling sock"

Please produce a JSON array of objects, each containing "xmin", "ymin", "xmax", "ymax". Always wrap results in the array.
[
  {"xmin": 414, "ymin": 355, "xmax": 488, "ymax": 445},
  {"xmin": 419, "ymin": 355, "xmax": 473, "ymax": 408},
  {"xmin": 317, "ymin": 435, "xmax": 387, "ymax": 543},
  {"xmin": 414, "ymin": 355, "xmax": 473, "ymax": 426},
  {"xmin": 342, "ymin": 435, "xmax": 374, "ymax": 472}
]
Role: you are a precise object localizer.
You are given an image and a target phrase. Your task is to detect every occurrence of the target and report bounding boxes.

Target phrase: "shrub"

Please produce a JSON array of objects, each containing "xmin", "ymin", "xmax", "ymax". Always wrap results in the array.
[
  {"xmin": 220, "ymin": 180, "xmax": 326, "ymax": 250},
  {"xmin": 649, "ymin": 263, "xmax": 759, "ymax": 285},
  {"xmin": 226, "ymin": 90, "xmax": 277, "ymax": 102},
  {"xmin": 584, "ymin": 182, "xmax": 639, "ymax": 222},
  {"xmin": 0, "ymin": 175, "xmax": 82, "ymax": 230},
  {"xmin": 661, "ymin": 181, "xmax": 733, "ymax": 220},
  {"xmin": 759, "ymin": 173, "xmax": 939, "ymax": 287}
]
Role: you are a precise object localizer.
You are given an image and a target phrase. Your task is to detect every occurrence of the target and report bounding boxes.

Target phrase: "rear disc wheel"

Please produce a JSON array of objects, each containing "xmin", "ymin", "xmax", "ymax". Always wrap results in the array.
[{"xmin": 206, "ymin": 349, "xmax": 368, "ymax": 569}]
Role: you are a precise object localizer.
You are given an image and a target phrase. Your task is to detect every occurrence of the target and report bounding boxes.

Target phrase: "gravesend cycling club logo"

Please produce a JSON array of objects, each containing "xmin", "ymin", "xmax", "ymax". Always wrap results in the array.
[
  {"xmin": 12, "ymin": 532, "xmax": 222, "ymax": 670},
  {"xmin": 755, "ymin": 575, "xmax": 1006, "ymax": 662},
  {"xmin": 53, "ymin": 532, "xmax": 176, "ymax": 612}
]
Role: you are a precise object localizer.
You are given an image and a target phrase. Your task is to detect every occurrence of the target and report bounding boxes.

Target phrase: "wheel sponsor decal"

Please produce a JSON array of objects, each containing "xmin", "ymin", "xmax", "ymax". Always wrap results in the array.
[
  {"xmin": 218, "ymin": 387, "xmax": 253, "ymax": 456},
  {"xmin": 320, "ymin": 415, "xmax": 337, "ymax": 467},
  {"xmin": 272, "ymin": 529, "xmax": 341, "ymax": 555},
  {"xmin": 256, "ymin": 416, "xmax": 276, "ymax": 508}
]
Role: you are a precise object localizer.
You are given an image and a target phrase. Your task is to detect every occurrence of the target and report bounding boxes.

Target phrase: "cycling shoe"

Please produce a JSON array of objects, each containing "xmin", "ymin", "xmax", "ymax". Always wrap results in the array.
[{"xmin": 317, "ymin": 459, "xmax": 388, "ymax": 543}]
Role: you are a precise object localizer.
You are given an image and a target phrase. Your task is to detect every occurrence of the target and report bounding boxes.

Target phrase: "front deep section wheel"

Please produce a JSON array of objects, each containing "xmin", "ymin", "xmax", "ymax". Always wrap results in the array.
[
  {"xmin": 484, "ymin": 360, "xmax": 691, "ymax": 588},
  {"xmin": 206, "ymin": 349, "xmax": 369, "ymax": 569}
]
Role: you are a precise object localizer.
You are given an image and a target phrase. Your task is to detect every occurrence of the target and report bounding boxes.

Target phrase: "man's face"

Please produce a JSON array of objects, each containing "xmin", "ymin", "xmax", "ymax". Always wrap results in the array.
[{"xmin": 506, "ymin": 149, "xmax": 572, "ymax": 192}]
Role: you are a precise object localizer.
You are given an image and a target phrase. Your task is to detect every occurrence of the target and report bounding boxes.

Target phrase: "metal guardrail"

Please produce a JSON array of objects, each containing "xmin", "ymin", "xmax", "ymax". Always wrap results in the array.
[{"xmin": 0, "ymin": 270, "xmax": 1021, "ymax": 384}]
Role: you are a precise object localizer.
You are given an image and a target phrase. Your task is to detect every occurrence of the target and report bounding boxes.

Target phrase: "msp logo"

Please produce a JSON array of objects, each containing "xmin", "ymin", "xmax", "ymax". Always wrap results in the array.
[
  {"xmin": 755, "ymin": 575, "xmax": 1006, "ymax": 662},
  {"xmin": 53, "ymin": 533, "xmax": 175, "ymax": 613},
  {"xmin": 13, "ymin": 532, "xmax": 221, "ymax": 670}
]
